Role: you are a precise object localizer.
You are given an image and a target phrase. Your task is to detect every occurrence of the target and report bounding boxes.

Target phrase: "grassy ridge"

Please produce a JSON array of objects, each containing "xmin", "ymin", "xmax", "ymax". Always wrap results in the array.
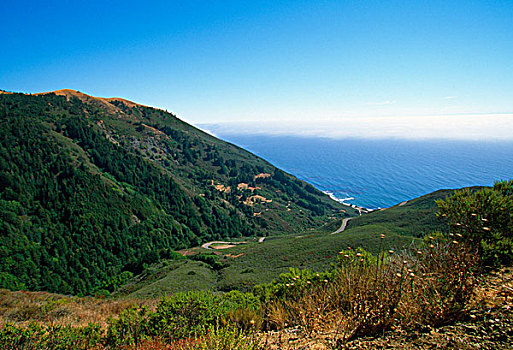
[
  {"xmin": 116, "ymin": 260, "xmax": 217, "ymax": 299},
  {"xmin": 216, "ymin": 230, "xmax": 417, "ymax": 291},
  {"xmin": 345, "ymin": 189, "xmax": 457, "ymax": 237}
]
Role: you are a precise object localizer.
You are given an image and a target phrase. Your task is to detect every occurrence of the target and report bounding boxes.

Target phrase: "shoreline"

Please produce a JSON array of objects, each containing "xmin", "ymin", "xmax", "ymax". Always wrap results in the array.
[{"xmin": 323, "ymin": 190, "xmax": 376, "ymax": 214}]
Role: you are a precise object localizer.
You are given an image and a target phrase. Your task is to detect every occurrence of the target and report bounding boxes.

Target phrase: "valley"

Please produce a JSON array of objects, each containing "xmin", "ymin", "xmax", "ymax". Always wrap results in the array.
[
  {"xmin": 1, "ymin": 89, "xmax": 512, "ymax": 350},
  {"xmin": 114, "ymin": 188, "xmax": 451, "ymax": 298}
]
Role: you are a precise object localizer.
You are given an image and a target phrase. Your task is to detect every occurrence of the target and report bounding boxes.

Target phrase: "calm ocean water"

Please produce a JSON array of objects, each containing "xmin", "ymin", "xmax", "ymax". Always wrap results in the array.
[{"xmin": 215, "ymin": 134, "xmax": 513, "ymax": 209}]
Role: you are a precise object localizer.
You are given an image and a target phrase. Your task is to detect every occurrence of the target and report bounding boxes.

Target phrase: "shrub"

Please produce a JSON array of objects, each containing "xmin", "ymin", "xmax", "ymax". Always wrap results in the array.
[
  {"xmin": 148, "ymin": 290, "xmax": 261, "ymax": 341},
  {"xmin": 265, "ymin": 233, "xmax": 477, "ymax": 340},
  {"xmin": 436, "ymin": 180, "xmax": 513, "ymax": 267},
  {"xmin": 253, "ymin": 267, "xmax": 336, "ymax": 303},
  {"xmin": 120, "ymin": 323, "xmax": 256, "ymax": 350},
  {"xmin": 189, "ymin": 323, "xmax": 256, "ymax": 350},
  {"xmin": 190, "ymin": 254, "xmax": 226, "ymax": 271},
  {"xmin": 106, "ymin": 305, "xmax": 152, "ymax": 347},
  {"xmin": 0, "ymin": 322, "xmax": 103, "ymax": 350},
  {"xmin": 222, "ymin": 290, "xmax": 262, "ymax": 331},
  {"xmin": 149, "ymin": 291, "xmax": 226, "ymax": 340},
  {"xmin": 398, "ymin": 235, "xmax": 476, "ymax": 328}
]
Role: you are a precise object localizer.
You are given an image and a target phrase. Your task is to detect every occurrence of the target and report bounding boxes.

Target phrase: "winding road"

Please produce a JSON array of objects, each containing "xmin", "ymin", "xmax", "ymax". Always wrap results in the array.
[
  {"xmin": 201, "ymin": 241, "xmax": 233, "ymax": 250},
  {"xmin": 331, "ymin": 217, "xmax": 352, "ymax": 234},
  {"xmin": 202, "ymin": 218, "xmax": 349, "ymax": 249},
  {"xmin": 201, "ymin": 238, "xmax": 266, "ymax": 250}
]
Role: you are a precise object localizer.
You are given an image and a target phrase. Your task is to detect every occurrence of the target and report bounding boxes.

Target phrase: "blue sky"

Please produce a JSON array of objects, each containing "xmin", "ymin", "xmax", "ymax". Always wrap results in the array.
[{"xmin": 1, "ymin": 1, "xmax": 512, "ymax": 138}]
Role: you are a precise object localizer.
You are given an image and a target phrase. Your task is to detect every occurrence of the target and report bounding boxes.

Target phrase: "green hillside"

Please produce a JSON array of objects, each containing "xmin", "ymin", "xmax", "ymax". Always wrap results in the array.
[
  {"xmin": 344, "ymin": 187, "xmax": 485, "ymax": 237},
  {"xmin": 344, "ymin": 190, "xmax": 452, "ymax": 237},
  {"xmin": 115, "ymin": 228, "xmax": 417, "ymax": 299},
  {"xmin": 0, "ymin": 90, "xmax": 355, "ymax": 295},
  {"xmin": 116, "ymin": 186, "xmax": 483, "ymax": 299}
]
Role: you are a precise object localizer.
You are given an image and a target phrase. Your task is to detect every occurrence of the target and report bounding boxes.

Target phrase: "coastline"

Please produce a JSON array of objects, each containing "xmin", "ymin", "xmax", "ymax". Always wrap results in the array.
[
  {"xmin": 323, "ymin": 190, "xmax": 375, "ymax": 214},
  {"xmin": 211, "ymin": 134, "xmax": 513, "ymax": 211}
]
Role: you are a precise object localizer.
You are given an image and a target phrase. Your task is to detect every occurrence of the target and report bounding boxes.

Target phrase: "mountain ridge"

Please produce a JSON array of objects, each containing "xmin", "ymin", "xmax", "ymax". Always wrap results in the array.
[
  {"xmin": 37, "ymin": 89, "xmax": 150, "ymax": 110},
  {"xmin": 0, "ymin": 90, "xmax": 354, "ymax": 295}
]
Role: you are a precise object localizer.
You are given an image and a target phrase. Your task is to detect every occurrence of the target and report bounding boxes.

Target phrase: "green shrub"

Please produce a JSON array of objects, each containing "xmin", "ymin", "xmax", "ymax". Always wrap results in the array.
[
  {"xmin": 191, "ymin": 323, "xmax": 256, "ymax": 350},
  {"xmin": 253, "ymin": 267, "xmax": 336, "ymax": 303},
  {"xmin": 190, "ymin": 253, "xmax": 226, "ymax": 271},
  {"xmin": 106, "ymin": 305, "xmax": 151, "ymax": 347},
  {"xmin": 148, "ymin": 290, "xmax": 261, "ymax": 340},
  {"xmin": 0, "ymin": 322, "xmax": 103, "ymax": 350},
  {"xmin": 149, "ymin": 291, "xmax": 225, "ymax": 340},
  {"xmin": 337, "ymin": 246, "xmax": 378, "ymax": 269},
  {"xmin": 222, "ymin": 290, "xmax": 262, "ymax": 330},
  {"xmin": 436, "ymin": 180, "xmax": 513, "ymax": 267}
]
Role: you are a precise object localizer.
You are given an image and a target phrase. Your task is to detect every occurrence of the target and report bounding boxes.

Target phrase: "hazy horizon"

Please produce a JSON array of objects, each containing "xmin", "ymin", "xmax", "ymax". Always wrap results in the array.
[{"xmin": 198, "ymin": 113, "xmax": 513, "ymax": 141}]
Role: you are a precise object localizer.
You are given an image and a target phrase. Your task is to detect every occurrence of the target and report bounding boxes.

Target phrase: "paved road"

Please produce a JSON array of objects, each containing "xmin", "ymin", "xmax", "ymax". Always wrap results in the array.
[{"xmin": 331, "ymin": 217, "xmax": 352, "ymax": 234}]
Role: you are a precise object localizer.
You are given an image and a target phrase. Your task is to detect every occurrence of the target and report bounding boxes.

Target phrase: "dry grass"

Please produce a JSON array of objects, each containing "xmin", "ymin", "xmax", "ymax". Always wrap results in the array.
[
  {"xmin": 211, "ymin": 244, "xmax": 237, "ymax": 250},
  {"xmin": 474, "ymin": 267, "xmax": 513, "ymax": 308},
  {"xmin": 265, "ymin": 235, "xmax": 477, "ymax": 344},
  {"xmin": 259, "ymin": 268, "xmax": 513, "ymax": 349},
  {"xmin": 397, "ymin": 236, "xmax": 476, "ymax": 328},
  {"xmin": 0, "ymin": 289, "xmax": 157, "ymax": 328}
]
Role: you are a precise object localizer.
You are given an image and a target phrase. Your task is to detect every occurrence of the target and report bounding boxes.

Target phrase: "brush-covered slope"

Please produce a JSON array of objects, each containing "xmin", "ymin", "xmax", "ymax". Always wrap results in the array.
[{"xmin": 0, "ymin": 90, "xmax": 353, "ymax": 295}]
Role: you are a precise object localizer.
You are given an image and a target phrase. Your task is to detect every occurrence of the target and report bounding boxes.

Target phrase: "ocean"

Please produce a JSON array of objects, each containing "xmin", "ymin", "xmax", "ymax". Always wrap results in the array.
[{"xmin": 213, "ymin": 134, "xmax": 513, "ymax": 209}]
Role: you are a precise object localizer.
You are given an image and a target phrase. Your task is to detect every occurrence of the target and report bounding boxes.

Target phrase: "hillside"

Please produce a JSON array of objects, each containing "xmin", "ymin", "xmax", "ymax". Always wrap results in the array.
[
  {"xmin": 115, "ymin": 186, "xmax": 487, "ymax": 298},
  {"xmin": 115, "ymin": 187, "xmax": 459, "ymax": 298},
  {"xmin": 344, "ymin": 189, "xmax": 452, "ymax": 237},
  {"xmin": 343, "ymin": 186, "xmax": 487, "ymax": 238},
  {"xmin": 0, "ymin": 90, "xmax": 355, "ymax": 295}
]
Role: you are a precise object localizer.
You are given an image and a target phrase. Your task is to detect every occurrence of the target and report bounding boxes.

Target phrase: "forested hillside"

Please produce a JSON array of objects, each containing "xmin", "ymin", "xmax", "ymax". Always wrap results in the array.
[{"xmin": 0, "ymin": 90, "xmax": 351, "ymax": 295}]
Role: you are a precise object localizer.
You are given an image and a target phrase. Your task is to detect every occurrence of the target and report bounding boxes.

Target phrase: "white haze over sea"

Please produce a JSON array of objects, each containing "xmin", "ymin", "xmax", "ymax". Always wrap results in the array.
[
  {"xmin": 197, "ymin": 114, "xmax": 513, "ymax": 209},
  {"xmin": 198, "ymin": 113, "xmax": 513, "ymax": 141}
]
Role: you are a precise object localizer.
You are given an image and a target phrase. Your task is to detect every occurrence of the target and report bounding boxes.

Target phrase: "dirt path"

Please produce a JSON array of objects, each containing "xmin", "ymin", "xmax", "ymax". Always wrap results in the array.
[
  {"xmin": 201, "ymin": 241, "xmax": 233, "ymax": 250},
  {"xmin": 331, "ymin": 217, "xmax": 352, "ymax": 234}
]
